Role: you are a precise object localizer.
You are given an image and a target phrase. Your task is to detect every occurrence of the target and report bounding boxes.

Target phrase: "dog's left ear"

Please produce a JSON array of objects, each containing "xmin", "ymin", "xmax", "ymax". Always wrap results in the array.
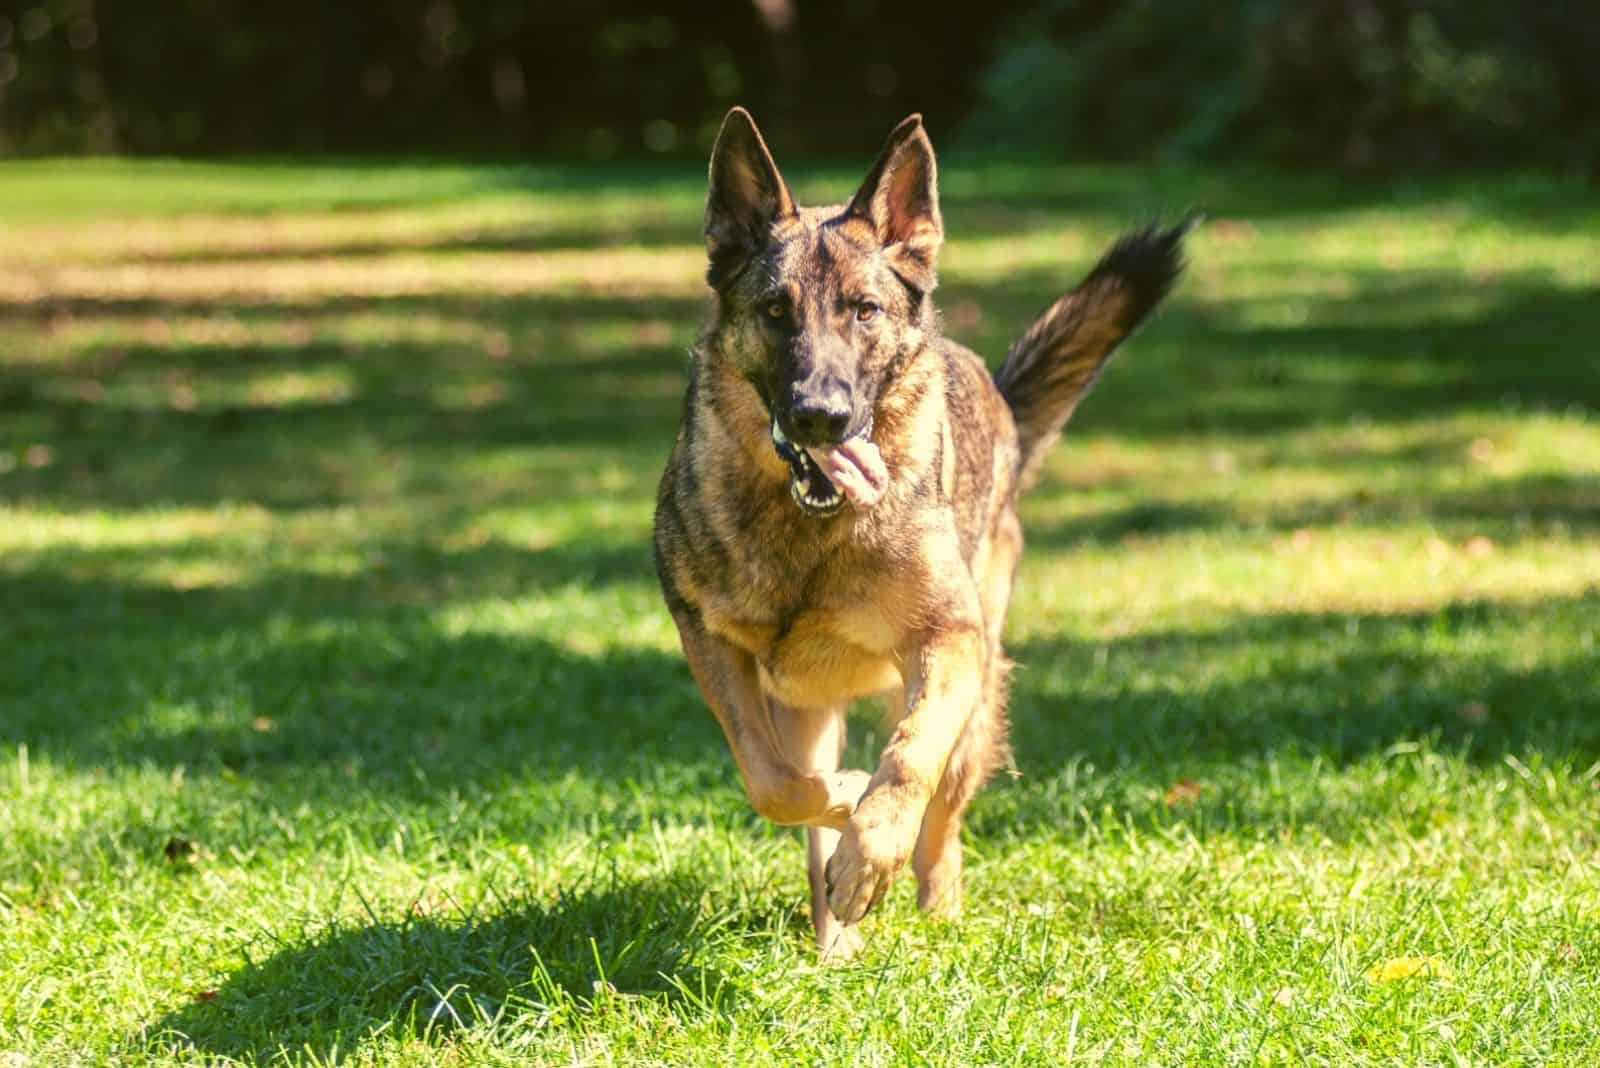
[{"xmin": 846, "ymin": 114, "xmax": 943, "ymax": 293}]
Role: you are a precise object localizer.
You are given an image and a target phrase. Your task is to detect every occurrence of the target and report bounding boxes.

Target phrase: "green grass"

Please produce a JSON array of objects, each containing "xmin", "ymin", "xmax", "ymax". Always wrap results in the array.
[{"xmin": 1, "ymin": 155, "xmax": 1597, "ymax": 1066}]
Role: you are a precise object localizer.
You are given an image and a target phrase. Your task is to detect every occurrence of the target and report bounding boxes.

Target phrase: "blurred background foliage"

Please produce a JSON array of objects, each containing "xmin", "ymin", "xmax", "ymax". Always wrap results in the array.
[{"xmin": 2, "ymin": 0, "xmax": 1596, "ymax": 174}]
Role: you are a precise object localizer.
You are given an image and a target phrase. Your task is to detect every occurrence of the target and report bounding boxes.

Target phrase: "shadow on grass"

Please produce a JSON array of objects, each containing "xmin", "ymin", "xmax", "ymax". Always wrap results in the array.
[
  {"xmin": 0, "ymin": 539, "xmax": 711, "ymax": 798},
  {"xmin": 118, "ymin": 216, "xmax": 702, "ymax": 264},
  {"xmin": 5, "ymin": 540, "xmax": 1596, "ymax": 827},
  {"xmin": 1021, "ymin": 467, "xmax": 1600, "ymax": 549},
  {"xmin": 147, "ymin": 871, "xmax": 742, "ymax": 1064},
  {"xmin": 2, "ymin": 275, "xmax": 1597, "ymax": 515},
  {"xmin": 981, "ymin": 590, "xmax": 1600, "ymax": 838},
  {"xmin": 955, "ymin": 270, "xmax": 1600, "ymax": 438}
]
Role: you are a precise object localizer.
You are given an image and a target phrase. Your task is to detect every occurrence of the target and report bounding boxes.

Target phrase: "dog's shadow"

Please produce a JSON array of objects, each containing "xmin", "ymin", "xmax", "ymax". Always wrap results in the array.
[{"xmin": 146, "ymin": 871, "xmax": 748, "ymax": 1062}]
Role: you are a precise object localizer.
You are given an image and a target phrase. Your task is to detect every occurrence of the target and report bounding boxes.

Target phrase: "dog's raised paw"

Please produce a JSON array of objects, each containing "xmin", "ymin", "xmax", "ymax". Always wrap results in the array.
[
  {"xmin": 819, "ymin": 923, "xmax": 864, "ymax": 964},
  {"xmin": 824, "ymin": 824, "xmax": 901, "ymax": 924}
]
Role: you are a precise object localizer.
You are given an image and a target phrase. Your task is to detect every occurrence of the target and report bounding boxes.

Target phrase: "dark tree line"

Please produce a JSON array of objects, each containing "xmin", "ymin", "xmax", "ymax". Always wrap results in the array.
[
  {"xmin": 2, "ymin": 0, "xmax": 1596, "ymax": 174},
  {"xmin": 0, "ymin": 1, "xmax": 1010, "ymax": 157},
  {"xmin": 967, "ymin": 0, "xmax": 1600, "ymax": 175}
]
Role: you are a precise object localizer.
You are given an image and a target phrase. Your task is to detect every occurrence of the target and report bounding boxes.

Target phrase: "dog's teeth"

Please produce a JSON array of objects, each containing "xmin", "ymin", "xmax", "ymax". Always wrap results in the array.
[{"xmin": 771, "ymin": 420, "xmax": 789, "ymax": 445}]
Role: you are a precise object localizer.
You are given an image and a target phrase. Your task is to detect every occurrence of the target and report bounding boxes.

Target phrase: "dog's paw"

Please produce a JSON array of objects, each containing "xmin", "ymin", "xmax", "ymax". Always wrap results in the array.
[
  {"xmin": 819, "ymin": 769, "xmax": 872, "ymax": 828},
  {"xmin": 818, "ymin": 922, "xmax": 864, "ymax": 964},
  {"xmin": 824, "ymin": 817, "xmax": 910, "ymax": 925}
]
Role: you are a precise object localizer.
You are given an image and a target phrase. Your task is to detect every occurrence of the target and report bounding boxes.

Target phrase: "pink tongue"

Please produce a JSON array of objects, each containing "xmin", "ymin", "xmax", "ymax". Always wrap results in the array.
[{"xmin": 805, "ymin": 437, "xmax": 888, "ymax": 509}]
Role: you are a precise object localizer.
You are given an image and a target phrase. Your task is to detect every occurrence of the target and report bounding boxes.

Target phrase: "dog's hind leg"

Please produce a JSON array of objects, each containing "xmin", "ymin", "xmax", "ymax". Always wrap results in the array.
[
  {"xmin": 910, "ymin": 662, "xmax": 1010, "ymax": 918},
  {"xmin": 912, "ymin": 511, "xmax": 1020, "ymax": 918},
  {"xmin": 771, "ymin": 701, "xmax": 865, "ymax": 960}
]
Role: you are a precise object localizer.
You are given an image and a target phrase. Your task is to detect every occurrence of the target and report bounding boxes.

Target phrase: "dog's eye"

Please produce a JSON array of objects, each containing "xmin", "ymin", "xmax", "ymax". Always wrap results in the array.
[
  {"xmin": 764, "ymin": 300, "xmax": 787, "ymax": 320},
  {"xmin": 855, "ymin": 301, "xmax": 880, "ymax": 323}
]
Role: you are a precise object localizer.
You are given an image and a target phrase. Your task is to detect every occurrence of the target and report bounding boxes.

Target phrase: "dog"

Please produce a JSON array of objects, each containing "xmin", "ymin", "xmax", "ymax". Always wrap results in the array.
[{"xmin": 653, "ymin": 108, "xmax": 1187, "ymax": 957}]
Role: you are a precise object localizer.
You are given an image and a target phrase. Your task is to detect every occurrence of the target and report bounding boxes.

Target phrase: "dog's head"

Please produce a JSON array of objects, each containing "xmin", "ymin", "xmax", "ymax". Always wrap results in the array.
[{"xmin": 702, "ymin": 108, "xmax": 942, "ymax": 515}]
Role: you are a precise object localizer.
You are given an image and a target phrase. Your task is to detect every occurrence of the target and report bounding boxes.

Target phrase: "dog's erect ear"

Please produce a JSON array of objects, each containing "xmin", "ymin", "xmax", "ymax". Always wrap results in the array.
[
  {"xmin": 846, "ymin": 114, "xmax": 943, "ymax": 292},
  {"xmin": 705, "ymin": 107, "xmax": 797, "ymax": 288}
]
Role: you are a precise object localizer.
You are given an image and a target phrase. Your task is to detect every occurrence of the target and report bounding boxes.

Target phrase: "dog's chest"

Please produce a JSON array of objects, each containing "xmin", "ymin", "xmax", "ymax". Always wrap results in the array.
[
  {"xmin": 759, "ymin": 601, "xmax": 905, "ymax": 707},
  {"xmin": 703, "ymin": 544, "xmax": 912, "ymax": 706}
]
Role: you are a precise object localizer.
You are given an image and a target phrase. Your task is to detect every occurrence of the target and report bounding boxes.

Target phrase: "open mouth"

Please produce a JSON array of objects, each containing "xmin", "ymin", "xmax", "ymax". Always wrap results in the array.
[
  {"xmin": 769, "ymin": 415, "xmax": 889, "ymax": 518},
  {"xmin": 771, "ymin": 418, "xmax": 845, "ymax": 516}
]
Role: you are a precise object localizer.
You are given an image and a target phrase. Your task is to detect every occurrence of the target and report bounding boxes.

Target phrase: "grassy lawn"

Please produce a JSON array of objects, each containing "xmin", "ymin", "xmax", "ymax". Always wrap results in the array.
[{"xmin": 1, "ymin": 155, "xmax": 1597, "ymax": 1066}]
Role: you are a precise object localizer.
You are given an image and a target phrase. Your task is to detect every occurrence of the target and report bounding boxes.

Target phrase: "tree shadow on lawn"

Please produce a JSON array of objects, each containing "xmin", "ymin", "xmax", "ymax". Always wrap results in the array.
[
  {"xmin": 4, "ymin": 272, "xmax": 1596, "ymax": 513},
  {"xmin": 1019, "ymin": 466, "xmax": 1600, "ymax": 549},
  {"xmin": 953, "ymin": 269, "xmax": 1600, "ymax": 439},
  {"xmin": 6, "ymin": 541, "xmax": 1597, "ymax": 833},
  {"xmin": 1, "ymin": 539, "xmax": 719, "ymax": 801},
  {"xmin": 985, "ymin": 590, "xmax": 1600, "ymax": 839},
  {"xmin": 146, "ymin": 869, "xmax": 747, "ymax": 1065}
]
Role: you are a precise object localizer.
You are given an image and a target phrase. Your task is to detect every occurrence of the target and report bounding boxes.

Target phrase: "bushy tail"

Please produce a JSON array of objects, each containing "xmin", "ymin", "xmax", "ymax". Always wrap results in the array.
[{"xmin": 994, "ymin": 220, "xmax": 1192, "ymax": 490}]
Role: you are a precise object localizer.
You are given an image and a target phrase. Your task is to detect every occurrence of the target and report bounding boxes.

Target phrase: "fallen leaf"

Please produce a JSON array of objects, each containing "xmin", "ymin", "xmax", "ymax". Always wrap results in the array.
[
  {"xmin": 1164, "ymin": 779, "xmax": 1203, "ymax": 806},
  {"xmin": 1457, "ymin": 702, "xmax": 1489, "ymax": 723},
  {"xmin": 410, "ymin": 894, "xmax": 455, "ymax": 917},
  {"xmin": 1273, "ymin": 986, "xmax": 1296, "ymax": 1007},
  {"xmin": 1365, "ymin": 956, "xmax": 1453, "ymax": 984},
  {"xmin": 1468, "ymin": 437, "xmax": 1496, "ymax": 464},
  {"xmin": 194, "ymin": 989, "xmax": 219, "ymax": 1002},
  {"xmin": 24, "ymin": 445, "xmax": 53, "ymax": 469},
  {"xmin": 1211, "ymin": 218, "xmax": 1258, "ymax": 242},
  {"xmin": 250, "ymin": 716, "xmax": 276, "ymax": 733}
]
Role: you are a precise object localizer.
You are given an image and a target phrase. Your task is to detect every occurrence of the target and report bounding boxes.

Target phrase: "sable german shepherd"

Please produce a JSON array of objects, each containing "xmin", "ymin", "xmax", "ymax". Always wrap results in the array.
[{"xmin": 654, "ymin": 108, "xmax": 1187, "ymax": 957}]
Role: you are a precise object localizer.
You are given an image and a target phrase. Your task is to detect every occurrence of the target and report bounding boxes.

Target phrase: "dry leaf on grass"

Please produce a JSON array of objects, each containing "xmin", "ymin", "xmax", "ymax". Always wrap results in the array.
[
  {"xmin": 1164, "ymin": 780, "xmax": 1203, "ymax": 806},
  {"xmin": 1365, "ymin": 956, "xmax": 1454, "ymax": 984}
]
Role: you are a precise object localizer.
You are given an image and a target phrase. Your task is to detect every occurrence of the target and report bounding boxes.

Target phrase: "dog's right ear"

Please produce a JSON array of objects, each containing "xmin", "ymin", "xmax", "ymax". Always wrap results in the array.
[{"xmin": 705, "ymin": 107, "xmax": 797, "ymax": 288}]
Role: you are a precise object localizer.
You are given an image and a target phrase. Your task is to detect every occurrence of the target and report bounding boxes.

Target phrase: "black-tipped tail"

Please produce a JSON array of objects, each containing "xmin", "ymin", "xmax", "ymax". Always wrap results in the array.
[{"xmin": 994, "ymin": 219, "xmax": 1192, "ymax": 489}]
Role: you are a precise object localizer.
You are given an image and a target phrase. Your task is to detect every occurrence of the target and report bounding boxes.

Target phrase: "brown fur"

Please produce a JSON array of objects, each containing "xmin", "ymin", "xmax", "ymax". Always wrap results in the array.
[{"xmin": 654, "ymin": 108, "xmax": 1187, "ymax": 957}]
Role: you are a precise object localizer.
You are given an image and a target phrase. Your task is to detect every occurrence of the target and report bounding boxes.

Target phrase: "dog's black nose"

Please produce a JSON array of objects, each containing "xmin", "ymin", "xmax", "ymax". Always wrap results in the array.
[{"xmin": 789, "ymin": 395, "xmax": 851, "ymax": 445}]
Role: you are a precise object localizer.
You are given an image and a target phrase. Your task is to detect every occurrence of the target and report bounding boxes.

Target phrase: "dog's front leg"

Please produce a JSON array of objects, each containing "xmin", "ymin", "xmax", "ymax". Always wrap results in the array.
[
  {"xmin": 825, "ymin": 622, "xmax": 984, "ymax": 924},
  {"xmin": 675, "ymin": 616, "xmax": 869, "ymax": 829}
]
